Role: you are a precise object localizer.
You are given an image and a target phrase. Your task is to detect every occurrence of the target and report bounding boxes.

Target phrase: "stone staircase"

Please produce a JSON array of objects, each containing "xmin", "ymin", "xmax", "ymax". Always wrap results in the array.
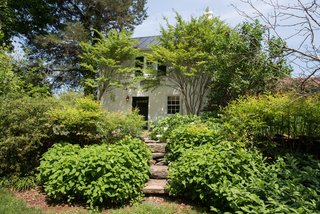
[{"xmin": 143, "ymin": 139, "xmax": 168, "ymax": 194}]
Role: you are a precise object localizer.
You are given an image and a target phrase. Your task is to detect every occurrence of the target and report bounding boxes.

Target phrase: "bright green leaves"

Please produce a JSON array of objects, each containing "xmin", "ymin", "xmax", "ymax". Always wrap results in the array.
[
  {"xmin": 38, "ymin": 137, "xmax": 151, "ymax": 209},
  {"xmin": 80, "ymin": 30, "xmax": 140, "ymax": 101},
  {"xmin": 0, "ymin": 48, "xmax": 21, "ymax": 97},
  {"xmin": 168, "ymin": 143, "xmax": 320, "ymax": 213},
  {"xmin": 166, "ymin": 122, "xmax": 224, "ymax": 162},
  {"xmin": 222, "ymin": 93, "xmax": 320, "ymax": 149},
  {"xmin": 148, "ymin": 13, "xmax": 231, "ymax": 115}
]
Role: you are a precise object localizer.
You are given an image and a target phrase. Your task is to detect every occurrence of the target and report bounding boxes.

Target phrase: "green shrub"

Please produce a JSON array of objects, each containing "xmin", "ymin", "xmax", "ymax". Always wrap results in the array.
[
  {"xmin": 168, "ymin": 142, "xmax": 320, "ymax": 213},
  {"xmin": 38, "ymin": 137, "xmax": 151, "ymax": 209},
  {"xmin": 0, "ymin": 95, "xmax": 57, "ymax": 177},
  {"xmin": 99, "ymin": 110, "xmax": 145, "ymax": 143},
  {"xmin": 48, "ymin": 93, "xmax": 145, "ymax": 145},
  {"xmin": 166, "ymin": 122, "xmax": 224, "ymax": 162},
  {"xmin": 150, "ymin": 114, "xmax": 201, "ymax": 141},
  {"xmin": 222, "ymin": 93, "xmax": 320, "ymax": 149}
]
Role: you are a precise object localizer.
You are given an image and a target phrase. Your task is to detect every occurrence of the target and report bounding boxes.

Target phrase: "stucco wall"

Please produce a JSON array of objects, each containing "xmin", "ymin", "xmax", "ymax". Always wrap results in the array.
[{"xmin": 101, "ymin": 83, "xmax": 186, "ymax": 124}]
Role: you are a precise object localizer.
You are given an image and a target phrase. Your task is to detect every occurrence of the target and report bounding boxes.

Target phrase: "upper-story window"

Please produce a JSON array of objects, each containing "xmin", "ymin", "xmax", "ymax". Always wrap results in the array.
[
  {"xmin": 157, "ymin": 62, "xmax": 167, "ymax": 76},
  {"xmin": 135, "ymin": 56, "xmax": 167, "ymax": 77},
  {"xmin": 135, "ymin": 56, "xmax": 144, "ymax": 76}
]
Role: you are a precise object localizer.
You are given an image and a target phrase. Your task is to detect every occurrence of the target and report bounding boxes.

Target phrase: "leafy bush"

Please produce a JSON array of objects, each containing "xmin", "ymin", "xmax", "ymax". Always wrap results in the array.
[
  {"xmin": 168, "ymin": 142, "xmax": 320, "ymax": 213},
  {"xmin": 48, "ymin": 93, "xmax": 145, "ymax": 145},
  {"xmin": 166, "ymin": 122, "xmax": 224, "ymax": 162},
  {"xmin": 150, "ymin": 114, "xmax": 201, "ymax": 141},
  {"xmin": 38, "ymin": 137, "xmax": 151, "ymax": 209},
  {"xmin": 222, "ymin": 93, "xmax": 320, "ymax": 150},
  {"xmin": 0, "ymin": 95, "xmax": 57, "ymax": 177},
  {"xmin": 100, "ymin": 110, "xmax": 145, "ymax": 143}
]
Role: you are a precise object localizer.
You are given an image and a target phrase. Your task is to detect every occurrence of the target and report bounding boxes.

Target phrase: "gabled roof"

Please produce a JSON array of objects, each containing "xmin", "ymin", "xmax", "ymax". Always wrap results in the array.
[{"xmin": 133, "ymin": 36, "xmax": 160, "ymax": 50}]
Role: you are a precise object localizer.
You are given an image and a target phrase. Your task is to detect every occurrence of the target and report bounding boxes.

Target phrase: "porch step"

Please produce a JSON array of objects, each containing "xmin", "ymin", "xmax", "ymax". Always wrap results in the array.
[
  {"xmin": 143, "ymin": 179, "xmax": 167, "ymax": 194},
  {"xmin": 150, "ymin": 165, "xmax": 168, "ymax": 179}
]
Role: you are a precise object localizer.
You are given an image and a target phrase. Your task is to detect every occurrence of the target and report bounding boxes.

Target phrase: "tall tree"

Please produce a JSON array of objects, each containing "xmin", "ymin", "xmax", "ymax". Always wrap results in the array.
[
  {"xmin": 148, "ymin": 13, "xmax": 290, "ymax": 114},
  {"xmin": 3, "ymin": 0, "xmax": 147, "ymax": 93},
  {"xmin": 80, "ymin": 30, "xmax": 139, "ymax": 101},
  {"xmin": 208, "ymin": 21, "xmax": 291, "ymax": 109},
  {"xmin": 148, "ymin": 13, "xmax": 231, "ymax": 115},
  {"xmin": 234, "ymin": 0, "xmax": 320, "ymax": 84}
]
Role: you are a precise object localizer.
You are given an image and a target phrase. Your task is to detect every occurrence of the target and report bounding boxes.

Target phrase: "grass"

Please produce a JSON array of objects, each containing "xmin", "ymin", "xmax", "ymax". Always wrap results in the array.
[
  {"xmin": 0, "ymin": 188, "xmax": 42, "ymax": 214},
  {"xmin": 0, "ymin": 188, "xmax": 204, "ymax": 214},
  {"xmin": 109, "ymin": 201, "xmax": 204, "ymax": 214}
]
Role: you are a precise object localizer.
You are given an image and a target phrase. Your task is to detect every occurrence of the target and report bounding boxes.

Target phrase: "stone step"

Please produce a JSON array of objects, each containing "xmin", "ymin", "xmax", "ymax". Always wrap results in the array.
[
  {"xmin": 152, "ymin": 152, "xmax": 166, "ymax": 159},
  {"xmin": 150, "ymin": 165, "xmax": 168, "ymax": 179},
  {"xmin": 147, "ymin": 143, "xmax": 166, "ymax": 153},
  {"xmin": 143, "ymin": 179, "xmax": 167, "ymax": 194},
  {"xmin": 149, "ymin": 159, "xmax": 167, "ymax": 166},
  {"xmin": 144, "ymin": 139, "xmax": 160, "ymax": 143}
]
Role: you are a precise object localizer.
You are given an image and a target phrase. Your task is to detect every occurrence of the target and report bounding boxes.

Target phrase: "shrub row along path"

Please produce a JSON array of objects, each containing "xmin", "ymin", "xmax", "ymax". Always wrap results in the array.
[{"xmin": 142, "ymin": 136, "xmax": 168, "ymax": 195}]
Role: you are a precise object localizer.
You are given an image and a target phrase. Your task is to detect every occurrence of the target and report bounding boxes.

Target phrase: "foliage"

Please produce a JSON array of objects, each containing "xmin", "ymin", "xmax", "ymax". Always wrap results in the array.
[
  {"xmin": 166, "ymin": 122, "xmax": 224, "ymax": 162},
  {"xmin": 207, "ymin": 21, "xmax": 291, "ymax": 109},
  {"xmin": 13, "ymin": 58, "xmax": 51, "ymax": 96},
  {"xmin": 5, "ymin": 0, "xmax": 147, "ymax": 45},
  {"xmin": 0, "ymin": 189, "xmax": 42, "ymax": 214},
  {"xmin": 80, "ymin": 30, "xmax": 140, "ymax": 100},
  {"xmin": 0, "ymin": 176, "xmax": 37, "ymax": 191},
  {"xmin": 0, "ymin": 95, "xmax": 57, "ymax": 177},
  {"xmin": 148, "ymin": 12, "xmax": 232, "ymax": 115},
  {"xmin": 0, "ymin": 48, "xmax": 20, "ymax": 97},
  {"xmin": 236, "ymin": 0, "xmax": 320, "ymax": 80},
  {"xmin": 38, "ymin": 137, "xmax": 151, "ymax": 209},
  {"xmin": 150, "ymin": 114, "xmax": 201, "ymax": 141},
  {"xmin": 48, "ymin": 93, "xmax": 145, "ymax": 145},
  {"xmin": 4, "ymin": 0, "xmax": 147, "ymax": 93},
  {"xmin": 168, "ymin": 142, "xmax": 320, "ymax": 213},
  {"xmin": 222, "ymin": 93, "xmax": 320, "ymax": 150},
  {"xmin": 47, "ymin": 93, "xmax": 107, "ymax": 145},
  {"xmin": 100, "ymin": 110, "xmax": 145, "ymax": 143}
]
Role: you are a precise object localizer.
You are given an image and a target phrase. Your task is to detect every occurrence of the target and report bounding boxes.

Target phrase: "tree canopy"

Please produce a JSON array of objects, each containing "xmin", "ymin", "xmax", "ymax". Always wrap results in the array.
[
  {"xmin": 148, "ymin": 13, "xmax": 291, "ymax": 114},
  {"xmin": 0, "ymin": 0, "xmax": 148, "ymax": 94},
  {"xmin": 80, "ymin": 30, "xmax": 139, "ymax": 101},
  {"xmin": 149, "ymin": 13, "xmax": 230, "ymax": 115},
  {"xmin": 234, "ymin": 0, "xmax": 320, "ymax": 84}
]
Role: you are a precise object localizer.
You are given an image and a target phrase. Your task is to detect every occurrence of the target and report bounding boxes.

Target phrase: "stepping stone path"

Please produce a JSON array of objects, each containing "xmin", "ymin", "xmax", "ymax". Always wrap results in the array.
[{"xmin": 143, "ymin": 138, "xmax": 168, "ymax": 195}]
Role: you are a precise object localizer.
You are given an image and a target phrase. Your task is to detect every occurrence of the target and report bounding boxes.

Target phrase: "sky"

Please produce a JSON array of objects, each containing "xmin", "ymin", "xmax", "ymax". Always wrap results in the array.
[
  {"xmin": 133, "ymin": 0, "xmax": 263, "ymax": 37},
  {"xmin": 132, "ymin": 0, "xmax": 312, "ymax": 76}
]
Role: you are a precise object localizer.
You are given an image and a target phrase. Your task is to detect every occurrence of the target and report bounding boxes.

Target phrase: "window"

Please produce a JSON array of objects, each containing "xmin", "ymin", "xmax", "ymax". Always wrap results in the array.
[
  {"xmin": 157, "ymin": 61, "xmax": 167, "ymax": 76},
  {"xmin": 167, "ymin": 96, "xmax": 180, "ymax": 114},
  {"xmin": 135, "ymin": 56, "xmax": 144, "ymax": 76}
]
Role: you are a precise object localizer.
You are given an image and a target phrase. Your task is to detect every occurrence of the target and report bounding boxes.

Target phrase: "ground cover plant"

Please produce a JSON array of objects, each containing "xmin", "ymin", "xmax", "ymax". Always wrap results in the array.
[
  {"xmin": 168, "ymin": 142, "xmax": 320, "ymax": 213},
  {"xmin": 38, "ymin": 137, "xmax": 151, "ymax": 210}
]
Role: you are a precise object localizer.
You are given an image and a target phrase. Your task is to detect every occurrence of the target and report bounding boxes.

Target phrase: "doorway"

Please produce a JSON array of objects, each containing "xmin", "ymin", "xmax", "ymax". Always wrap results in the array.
[{"xmin": 132, "ymin": 97, "xmax": 149, "ymax": 123}]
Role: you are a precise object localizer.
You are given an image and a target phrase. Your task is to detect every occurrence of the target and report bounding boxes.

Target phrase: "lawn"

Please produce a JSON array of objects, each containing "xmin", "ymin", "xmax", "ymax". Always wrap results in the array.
[
  {"xmin": 0, "ymin": 189, "xmax": 42, "ymax": 214},
  {"xmin": 0, "ymin": 188, "xmax": 204, "ymax": 214}
]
